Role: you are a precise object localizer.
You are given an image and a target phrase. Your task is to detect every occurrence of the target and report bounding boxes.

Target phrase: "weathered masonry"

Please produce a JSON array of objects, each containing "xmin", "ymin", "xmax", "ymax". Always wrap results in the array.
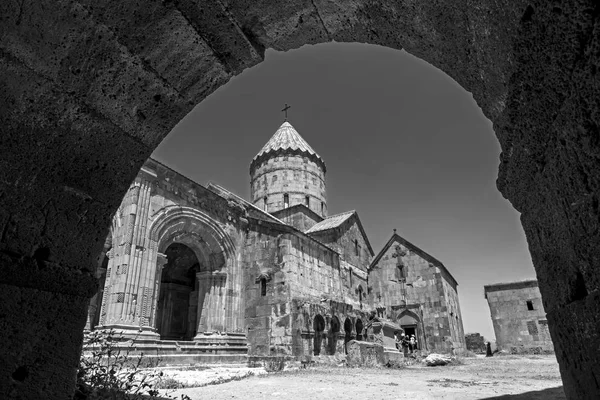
[
  {"xmin": 484, "ymin": 280, "xmax": 554, "ymax": 353},
  {"xmin": 4, "ymin": 2, "xmax": 600, "ymax": 397},
  {"xmin": 87, "ymin": 121, "xmax": 466, "ymax": 361}
]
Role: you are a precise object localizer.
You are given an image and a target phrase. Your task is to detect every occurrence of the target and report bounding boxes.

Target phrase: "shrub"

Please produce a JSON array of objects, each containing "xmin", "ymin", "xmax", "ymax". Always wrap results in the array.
[
  {"xmin": 264, "ymin": 356, "xmax": 286, "ymax": 372},
  {"xmin": 74, "ymin": 329, "xmax": 187, "ymax": 400},
  {"xmin": 155, "ymin": 377, "xmax": 187, "ymax": 390}
]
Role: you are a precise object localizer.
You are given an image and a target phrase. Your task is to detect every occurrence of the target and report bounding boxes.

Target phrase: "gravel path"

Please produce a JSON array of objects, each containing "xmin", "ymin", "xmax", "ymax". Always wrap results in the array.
[{"xmin": 160, "ymin": 355, "xmax": 565, "ymax": 400}]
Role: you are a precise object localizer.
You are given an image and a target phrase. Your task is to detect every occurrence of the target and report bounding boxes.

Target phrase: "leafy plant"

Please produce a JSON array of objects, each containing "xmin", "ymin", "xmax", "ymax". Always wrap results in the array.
[
  {"xmin": 264, "ymin": 356, "xmax": 286, "ymax": 372},
  {"xmin": 74, "ymin": 329, "xmax": 189, "ymax": 400}
]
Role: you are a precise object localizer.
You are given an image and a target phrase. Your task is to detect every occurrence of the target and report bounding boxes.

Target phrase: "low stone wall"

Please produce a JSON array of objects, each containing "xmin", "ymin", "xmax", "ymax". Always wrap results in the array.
[{"xmin": 346, "ymin": 340, "xmax": 385, "ymax": 367}]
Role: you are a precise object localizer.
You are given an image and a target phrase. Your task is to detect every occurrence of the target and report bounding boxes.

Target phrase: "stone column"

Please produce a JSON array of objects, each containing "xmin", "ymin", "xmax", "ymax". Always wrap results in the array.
[
  {"xmin": 96, "ymin": 250, "xmax": 115, "ymax": 328},
  {"xmin": 150, "ymin": 253, "xmax": 168, "ymax": 336},
  {"xmin": 194, "ymin": 271, "xmax": 212, "ymax": 336},
  {"xmin": 194, "ymin": 271, "xmax": 227, "ymax": 339}
]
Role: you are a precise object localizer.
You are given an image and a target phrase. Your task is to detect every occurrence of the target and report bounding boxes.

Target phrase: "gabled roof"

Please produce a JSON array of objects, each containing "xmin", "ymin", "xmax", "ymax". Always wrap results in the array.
[
  {"xmin": 369, "ymin": 233, "xmax": 458, "ymax": 287},
  {"xmin": 305, "ymin": 210, "xmax": 355, "ymax": 234},
  {"xmin": 305, "ymin": 210, "xmax": 374, "ymax": 256},
  {"xmin": 250, "ymin": 121, "xmax": 326, "ymax": 173}
]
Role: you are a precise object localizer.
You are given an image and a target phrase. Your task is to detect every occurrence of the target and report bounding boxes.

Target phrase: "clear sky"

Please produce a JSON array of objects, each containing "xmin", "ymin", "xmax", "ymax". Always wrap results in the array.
[{"xmin": 152, "ymin": 43, "xmax": 537, "ymax": 342}]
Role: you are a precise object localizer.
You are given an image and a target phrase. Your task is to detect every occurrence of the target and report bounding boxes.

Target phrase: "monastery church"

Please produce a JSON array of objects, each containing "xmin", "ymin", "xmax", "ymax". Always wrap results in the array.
[{"xmin": 86, "ymin": 119, "xmax": 466, "ymax": 361}]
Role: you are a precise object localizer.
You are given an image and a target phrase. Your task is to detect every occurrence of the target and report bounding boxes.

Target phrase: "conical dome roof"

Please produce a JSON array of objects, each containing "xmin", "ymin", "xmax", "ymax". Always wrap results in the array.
[{"xmin": 251, "ymin": 121, "xmax": 326, "ymax": 172}]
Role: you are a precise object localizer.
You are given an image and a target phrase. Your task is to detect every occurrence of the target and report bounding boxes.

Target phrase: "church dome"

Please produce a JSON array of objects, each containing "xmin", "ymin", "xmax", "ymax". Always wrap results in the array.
[
  {"xmin": 249, "ymin": 120, "xmax": 328, "ymax": 218},
  {"xmin": 250, "ymin": 122, "xmax": 326, "ymax": 175}
]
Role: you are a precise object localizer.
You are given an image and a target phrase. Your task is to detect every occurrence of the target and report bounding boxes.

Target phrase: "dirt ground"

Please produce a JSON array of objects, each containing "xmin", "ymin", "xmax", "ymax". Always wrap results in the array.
[{"xmin": 163, "ymin": 355, "xmax": 565, "ymax": 400}]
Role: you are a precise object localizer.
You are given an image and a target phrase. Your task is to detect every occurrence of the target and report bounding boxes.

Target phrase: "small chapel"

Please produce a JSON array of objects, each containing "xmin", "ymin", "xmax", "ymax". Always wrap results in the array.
[{"xmin": 86, "ymin": 118, "xmax": 466, "ymax": 362}]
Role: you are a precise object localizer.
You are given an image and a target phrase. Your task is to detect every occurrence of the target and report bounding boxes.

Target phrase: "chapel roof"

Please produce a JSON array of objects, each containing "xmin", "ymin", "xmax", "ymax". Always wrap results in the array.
[
  {"xmin": 305, "ymin": 210, "xmax": 375, "ymax": 256},
  {"xmin": 250, "ymin": 121, "xmax": 326, "ymax": 172},
  {"xmin": 305, "ymin": 210, "xmax": 355, "ymax": 234}
]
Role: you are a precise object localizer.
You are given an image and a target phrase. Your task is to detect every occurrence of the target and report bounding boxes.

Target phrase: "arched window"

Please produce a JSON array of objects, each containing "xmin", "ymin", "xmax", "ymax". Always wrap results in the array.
[
  {"xmin": 358, "ymin": 285, "xmax": 364, "ymax": 309},
  {"xmin": 260, "ymin": 278, "xmax": 267, "ymax": 296},
  {"xmin": 349, "ymin": 269, "xmax": 353, "ymax": 288},
  {"xmin": 354, "ymin": 239, "xmax": 359, "ymax": 256},
  {"xmin": 284, "ymin": 193, "xmax": 289, "ymax": 208},
  {"xmin": 263, "ymin": 197, "xmax": 268, "ymax": 211},
  {"xmin": 305, "ymin": 196, "xmax": 310, "ymax": 207},
  {"xmin": 321, "ymin": 202, "xmax": 324, "ymax": 214}
]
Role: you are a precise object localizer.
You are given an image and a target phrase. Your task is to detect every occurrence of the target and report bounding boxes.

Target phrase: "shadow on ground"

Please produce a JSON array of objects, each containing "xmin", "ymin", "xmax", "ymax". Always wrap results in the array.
[{"xmin": 480, "ymin": 386, "xmax": 565, "ymax": 400}]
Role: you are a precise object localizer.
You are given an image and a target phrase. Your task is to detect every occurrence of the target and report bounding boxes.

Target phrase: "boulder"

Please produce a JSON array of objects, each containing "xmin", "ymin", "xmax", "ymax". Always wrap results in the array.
[{"xmin": 424, "ymin": 353, "xmax": 452, "ymax": 366}]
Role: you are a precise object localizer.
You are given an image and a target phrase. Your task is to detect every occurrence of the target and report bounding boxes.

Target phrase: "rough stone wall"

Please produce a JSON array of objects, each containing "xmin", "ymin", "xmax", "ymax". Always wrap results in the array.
[
  {"xmin": 485, "ymin": 281, "xmax": 554, "ymax": 352},
  {"xmin": 369, "ymin": 239, "xmax": 462, "ymax": 353},
  {"xmin": 442, "ymin": 276, "xmax": 466, "ymax": 353},
  {"xmin": 2, "ymin": 0, "xmax": 599, "ymax": 398},
  {"xmin": 250, "ymin": 155, "xmax": 327, "ymax": 217},
  {"xmin": 243, "ymin": 223, "xmax": 372, "ymax": 357},
  {"xmin": 309, "ymin": 218, "xmax": 372, "ymax": 271},
  {"xmin": 271, "ymin": 205, "xmax": 323, "ymax": 231},
  {"xmin": 242, "ymin": 221, "xmax": 289, "ymax": 356}
]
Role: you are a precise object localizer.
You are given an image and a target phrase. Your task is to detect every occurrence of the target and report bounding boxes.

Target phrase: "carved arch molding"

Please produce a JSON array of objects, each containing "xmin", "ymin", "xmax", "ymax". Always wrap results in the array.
[{"xmin": 0, "ymin": 1, "xmax": 599, "ymax": 398}]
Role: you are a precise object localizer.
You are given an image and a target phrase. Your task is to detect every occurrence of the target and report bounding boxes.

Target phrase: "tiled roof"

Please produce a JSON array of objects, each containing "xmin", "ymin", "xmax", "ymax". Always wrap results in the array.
[
  {"xmin": 305, "ymin": 210, "xmax": 356, "ymax": 234},
  {"xmin": 252, "ymin": 121, "xmax": 323, "ymax": 163}
]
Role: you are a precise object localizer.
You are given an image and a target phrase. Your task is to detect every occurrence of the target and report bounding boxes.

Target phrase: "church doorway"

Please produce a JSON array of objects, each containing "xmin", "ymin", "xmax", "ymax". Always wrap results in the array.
[
  {"xmin": 313, "ymin": 315, "xmax": 325, "ymax": 356},
  {"xmin": 156, "ymin": 243, "xmax": 200, "ymax": 340},
  {"xmin": 398, "ymin": 311, "xmax": 422, "ymax": 350},
  {"xmin": 328, "ymin": 316, "xmax": 340, "ymax": 355},
  {"xmin": 344, "ymin": 318, "xmax": 352, "ymax": 354}
]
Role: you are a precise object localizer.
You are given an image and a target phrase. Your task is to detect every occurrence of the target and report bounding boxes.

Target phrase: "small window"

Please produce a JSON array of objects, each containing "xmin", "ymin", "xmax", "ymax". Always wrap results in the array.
[
  {"xmin": 263, "ymin": 197, "xmax": 268, "ymax": 211},
  {"xmin": 526, "ymin": 300, "xmax": 534, "ymax": 311},
  {"xmin": 396, "ymin": 264, "xmax": 406, "ymax": 280},
  {"xmin": 349, "ymin": 269, "xmax": 353, "ymax": 287},
  {"xmin": 321, "ymin": 202, "xmax": 324, "ymax": 214},
  {"xmin": 354, "ymin": 239, "xmax": 359, "ymax": 256},
  {"xmin": 305, "ymin": 196, "xmax": 310, "ymax": 207},
  {"xmin": 284, "ymin": 193, "xmax": 289, "ymax": 208},
  {"xmin": 260, "ymin": 278, "xmax": 267, "ymax": 296}
]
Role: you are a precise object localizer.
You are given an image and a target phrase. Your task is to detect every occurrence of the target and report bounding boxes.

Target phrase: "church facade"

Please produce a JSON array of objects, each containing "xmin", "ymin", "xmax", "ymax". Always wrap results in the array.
[{"xmin": 86, "ymin": 121, "xmax": 466, "ymax": 360}]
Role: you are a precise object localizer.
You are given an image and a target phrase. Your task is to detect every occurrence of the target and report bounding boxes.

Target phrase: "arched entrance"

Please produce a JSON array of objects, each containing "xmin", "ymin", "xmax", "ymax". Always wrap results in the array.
[
  {"xmin": 344, "ymin": 318, "xmax": 353, "ymax": 354},
  {"xmin": 397, "ymin": 310, "xmax": 422, "ymax": 350},
  {"xmin": 355, "ymin": 319, "xmax": 364, "ymax": 341},
  {"xmin": 313, "ymin": 315, "xmax": 325, "ymax": 356},
  {"xmin": 156, "ymin": 243, "xmax": 200, "ymax": 340},
  {"xmin": 150, "ymin": 207, "xmax": 237, "ymax": 338},
  {"xmin": 328, "ymin": 316, "xmax": 340, "ymax": 355}
]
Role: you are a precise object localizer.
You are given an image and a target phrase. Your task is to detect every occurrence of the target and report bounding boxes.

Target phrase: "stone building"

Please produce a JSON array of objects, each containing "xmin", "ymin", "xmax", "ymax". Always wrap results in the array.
[
  {"xmin": 86, "ymin": 120, "xmax": 466, "ymax": 361},
  {"xmin": 484, "ymin": 280, "xmax": 554, "ymax": 353}
]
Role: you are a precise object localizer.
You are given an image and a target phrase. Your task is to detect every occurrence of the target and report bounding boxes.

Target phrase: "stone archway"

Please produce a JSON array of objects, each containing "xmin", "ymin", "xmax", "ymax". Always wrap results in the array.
[
  {"xmin": 397, "ymin": 310, "xmax": 424, "ymax": 352},
  {"xmin": 1, "ymin": 2, "xmax": 599, "ymax": 398},
  {"xmin": 149, "ymin": 206, "xmax": 238, "ymax": 338},
  {"xmin": 313, "ymin": 314, "xmax": 326, "ymax": 356},
  {"xmin": 344, "ymin": 317, "xmax": 353, "ymax": 354},
  {"xmin": 328, "ymin": 316, "xmax": 341, "ymax": 355},
  {"xmin": 355, "ymin": 319, "xmax": 364, "ymax": 341},
  {"xmin": 156, "ymin": 243, "xmax": 199, "ymax": 340}
]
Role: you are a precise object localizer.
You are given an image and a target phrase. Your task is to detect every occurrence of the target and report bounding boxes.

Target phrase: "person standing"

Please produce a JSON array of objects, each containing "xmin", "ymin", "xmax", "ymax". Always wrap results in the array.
[
  {"xmin": 410, "ymin": 335, "xmax": 418, "ymax": 351},
  {"xmin": 486, "ymin": 341, "xmax": 493, "ymax": 357}
]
